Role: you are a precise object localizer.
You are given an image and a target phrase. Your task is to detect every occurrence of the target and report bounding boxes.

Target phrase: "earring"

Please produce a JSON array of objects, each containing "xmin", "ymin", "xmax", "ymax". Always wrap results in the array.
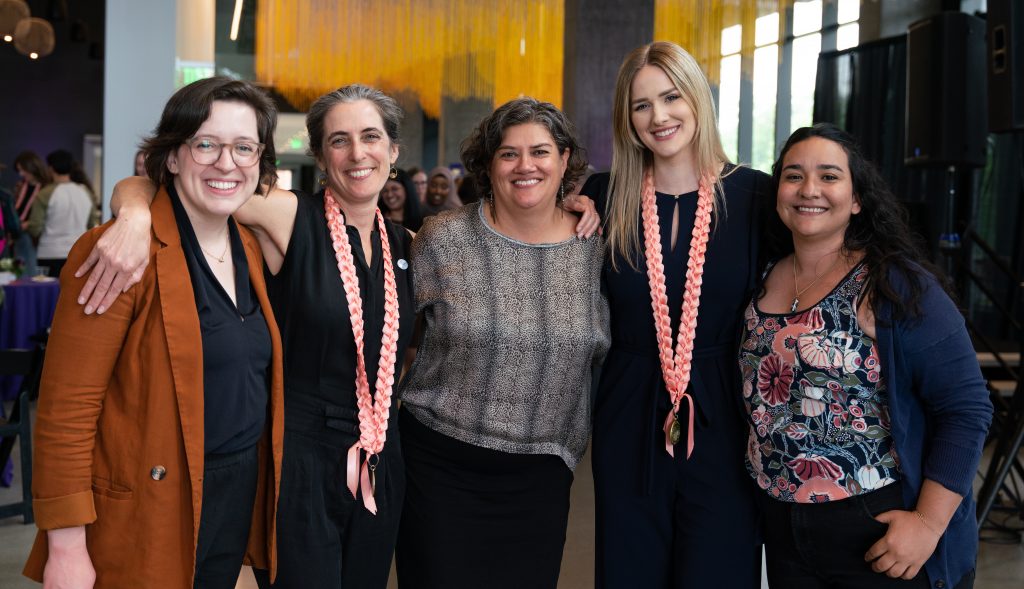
[
  {"xmin": 318, "ymin": 175, "xmax": 327, "ymax": 187},
  {"xmin": 557, "ymin": 181, "xmax": 565, "ymax": 203},
  {"xmin": 389, "ymin": 166, "xmax": 398, "ymax": 179}
]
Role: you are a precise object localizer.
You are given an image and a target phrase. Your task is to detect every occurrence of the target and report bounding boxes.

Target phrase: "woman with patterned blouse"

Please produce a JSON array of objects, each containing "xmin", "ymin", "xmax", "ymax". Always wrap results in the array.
[{"xmin": 740, "ymin": 123, "xmax": 991, "ymax": 588}]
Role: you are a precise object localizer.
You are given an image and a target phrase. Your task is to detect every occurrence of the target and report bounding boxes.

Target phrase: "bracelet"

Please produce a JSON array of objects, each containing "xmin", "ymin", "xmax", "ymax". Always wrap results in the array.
[{"xmin": 914, "ymin": 510, "xmax": 942, "ymax": 537}]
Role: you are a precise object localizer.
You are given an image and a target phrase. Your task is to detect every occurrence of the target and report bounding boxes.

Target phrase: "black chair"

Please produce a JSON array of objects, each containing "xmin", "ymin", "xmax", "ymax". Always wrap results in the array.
[{"xmin": 0, "ymin": 347, "xmax": 44, "ymax": 523}]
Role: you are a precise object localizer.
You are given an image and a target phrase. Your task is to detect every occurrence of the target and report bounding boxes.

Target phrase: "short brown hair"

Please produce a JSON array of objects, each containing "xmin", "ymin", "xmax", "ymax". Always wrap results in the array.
[
  {"xmin": 460, "ymin": 97, "xmax": 587, "ymax": 199},
  {"xmin": 141, "ymin": 77, "xmax": 278, "ymax": 193}
]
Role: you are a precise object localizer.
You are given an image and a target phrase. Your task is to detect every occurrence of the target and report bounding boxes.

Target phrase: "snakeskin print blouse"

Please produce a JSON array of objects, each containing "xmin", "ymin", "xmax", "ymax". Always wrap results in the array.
[{"xmin": 400, "ymin": 202, "xmax": 610, "ymax": 469}]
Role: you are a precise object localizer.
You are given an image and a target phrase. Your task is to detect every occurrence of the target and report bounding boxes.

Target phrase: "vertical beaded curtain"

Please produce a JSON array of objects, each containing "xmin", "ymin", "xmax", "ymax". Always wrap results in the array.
[
  {"xmin": 255, "ymin": 0, "xmax": 564, "ymax": 118},
  {"xmin": 654, "ymin": 0, "xmax": 792, "ymax": 85}
]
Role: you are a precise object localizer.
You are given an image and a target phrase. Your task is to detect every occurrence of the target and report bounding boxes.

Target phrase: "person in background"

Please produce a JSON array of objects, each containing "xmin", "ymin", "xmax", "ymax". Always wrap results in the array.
[
  {"xmin": 11, "ymin": 151, "xmax": 50, "ymax": 275},
  {"xmin": 134, "ymin": 149, "xmax": 147, "ymax": 177},
  {"xmin": 407, "ymin": 166, "xmax": 428, "ymax": 204},
  {"xmin": 740, "ymin": 123, "xmax": 992, "ymax": 589},
  {"xmin": 69, "ymin": 159, "xmax": 102, "ymax": 228},
  {"xmin": 580, "ymin": 41, "xmax": 770, "ymax": 588},
  {"xmin": 380, "ymin": 168, "xmax": 423, "ymax": 231},
  {"xmin": 421, "ymin": 166, "xmax": 462, "ymax": 218},
  {"xmin": 23, "ymin": 76, "xmax": 285, "ymax": 589},
  {"xmin": 27, "ymin": 150, "xmax": 94, "ymax": 277}
]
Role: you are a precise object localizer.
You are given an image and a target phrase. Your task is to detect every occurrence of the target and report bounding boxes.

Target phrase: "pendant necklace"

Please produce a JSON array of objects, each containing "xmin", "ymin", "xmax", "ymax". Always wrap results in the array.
[
  {"xmin": 324, "ymin": 188, "xmax": 401, "ymax": 515},
  {"xmin": 642, "ymin": 170, "xmax": 714, "ymax": 458},
  {"xmin": 790, "ymin": 253, "xmax": 841, "ymax": 313}
]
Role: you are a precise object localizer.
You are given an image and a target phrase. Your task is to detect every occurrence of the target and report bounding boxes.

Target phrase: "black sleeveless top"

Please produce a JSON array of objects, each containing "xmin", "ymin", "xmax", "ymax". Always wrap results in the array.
[{"xmin": 265, "ymin": 190, "xmax": 416, "ymax": 437}]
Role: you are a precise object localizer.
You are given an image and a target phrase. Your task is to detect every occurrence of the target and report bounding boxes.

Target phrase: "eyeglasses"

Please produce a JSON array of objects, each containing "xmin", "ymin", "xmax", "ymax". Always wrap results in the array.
[{"xmin": 187, "ymin": 137, "xmax": 265, "ymax": 167}]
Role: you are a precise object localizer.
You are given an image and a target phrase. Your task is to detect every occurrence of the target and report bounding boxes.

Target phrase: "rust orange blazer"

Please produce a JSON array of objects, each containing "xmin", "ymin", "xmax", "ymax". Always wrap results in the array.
[{"xmin": 24, "ymin": 188, "xmax": 284, "ymax": 587}]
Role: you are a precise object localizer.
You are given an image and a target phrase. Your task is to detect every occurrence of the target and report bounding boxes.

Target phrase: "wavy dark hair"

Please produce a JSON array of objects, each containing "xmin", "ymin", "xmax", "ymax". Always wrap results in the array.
[
  {"xmin": 769, "ymin": 123, "xmax": 948, "ymax": 320},
  {"xmin": 460, "ymin": 97, "xmax": 587, "ymax": 220}
]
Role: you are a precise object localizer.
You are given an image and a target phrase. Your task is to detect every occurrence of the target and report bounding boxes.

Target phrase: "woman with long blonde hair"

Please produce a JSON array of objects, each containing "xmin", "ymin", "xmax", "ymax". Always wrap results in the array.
[{"xmin": 581, "ymin": 41, "xmax": 770, "ymax": 587}]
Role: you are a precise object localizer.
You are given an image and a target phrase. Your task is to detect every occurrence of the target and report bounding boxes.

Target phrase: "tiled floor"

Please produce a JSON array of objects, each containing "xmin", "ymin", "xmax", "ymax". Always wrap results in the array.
[{"xmin": 2, "ymin": 410, "xmax": 1021, "ymax": 588}]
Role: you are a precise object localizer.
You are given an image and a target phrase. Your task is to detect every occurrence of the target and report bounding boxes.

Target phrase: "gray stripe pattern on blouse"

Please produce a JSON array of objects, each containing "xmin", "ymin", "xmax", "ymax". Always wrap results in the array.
[{"xmin": 399, "ymin": 202, "xmax": 610, "ymax": 470}]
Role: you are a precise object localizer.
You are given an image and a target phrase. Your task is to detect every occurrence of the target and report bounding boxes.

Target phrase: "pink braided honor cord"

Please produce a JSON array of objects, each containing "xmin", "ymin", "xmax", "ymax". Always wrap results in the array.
[
  {"xmin": 324, "ymin": 189, "xmax": 401, "ymax": 515},
  {"xmin": 641, "ymin": 171, "xmax": 714, "ymax": 458}
]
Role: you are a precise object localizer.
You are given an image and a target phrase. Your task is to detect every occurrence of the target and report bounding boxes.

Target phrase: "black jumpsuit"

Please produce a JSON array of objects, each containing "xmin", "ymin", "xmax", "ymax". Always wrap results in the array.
[
  {"xmin": 254, "ymin": 190, "xmax": 415, "ymax": 589},
  {"xmin": 582, "ymin": 166, "xmax": 770, "ymax": 588}
]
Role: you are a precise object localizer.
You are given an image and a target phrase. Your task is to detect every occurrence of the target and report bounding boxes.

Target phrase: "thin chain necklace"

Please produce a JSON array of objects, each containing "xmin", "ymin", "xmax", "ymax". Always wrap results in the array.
[
  {"xmin": 324, "ymin": 188, "xmax": 400, "ymax": 515},
  {"xmin": 790, "ymin": 252, "xmax": 842, "ymax": 312},
  {"xmin": 642, "ymin": 169, "xmax": 714, "ymax": 459},
  {"xmin": 199, "ymin": 240, "xmax": 229, "ymax": 263}
]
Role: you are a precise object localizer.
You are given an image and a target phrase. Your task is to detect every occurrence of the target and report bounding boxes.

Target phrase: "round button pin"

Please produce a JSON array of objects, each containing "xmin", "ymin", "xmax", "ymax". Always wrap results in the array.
[{"xmin": 150, "ymin": 465, "xmax": 167, "ymax": 481}]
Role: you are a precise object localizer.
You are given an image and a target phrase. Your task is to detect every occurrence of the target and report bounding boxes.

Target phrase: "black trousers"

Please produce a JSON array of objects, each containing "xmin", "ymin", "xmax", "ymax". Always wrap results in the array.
[
  {"xmin": 193, "ymin": 444, "xmax": 260, "ymax": 589},
  {"xmin": 254, "ymin": 396, "xmax": 404, "ymax": 589},
  {"xmin": 757, "ymin": 483, "xmax": 974, "ymax": 589},
  {"xmin": 592, "ymin": 365, "xmax": 762, "ymax": 588},
  {"xmin": 396, "ymin": 408, "xmax": 574, "ymax": 589},
  {"xmin": 37, "ymin": 257, "xmax": 66, "ymax": 279}
]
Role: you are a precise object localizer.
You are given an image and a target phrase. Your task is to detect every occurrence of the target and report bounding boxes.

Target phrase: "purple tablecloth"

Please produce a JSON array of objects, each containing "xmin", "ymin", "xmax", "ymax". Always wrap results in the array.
[
  {"xmin": 1, "ymin": 278, "xmax": 59, "ymax": 486},
  {"xmin": 0, "ymin": 277, "xmax": 59, "ymax": 400}
]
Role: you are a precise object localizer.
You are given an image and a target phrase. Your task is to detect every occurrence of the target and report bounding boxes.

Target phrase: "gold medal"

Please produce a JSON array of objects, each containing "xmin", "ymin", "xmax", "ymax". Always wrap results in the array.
[{"xmin": 669, "ymin": 414, "xmax": 682, "ymax": 446}]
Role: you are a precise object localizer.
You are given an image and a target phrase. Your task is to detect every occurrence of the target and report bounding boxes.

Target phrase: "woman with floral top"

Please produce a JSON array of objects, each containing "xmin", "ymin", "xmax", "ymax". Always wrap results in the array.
[{"xmin": 740, "ymin": 123, "xmax": 991, "ymax": 588}]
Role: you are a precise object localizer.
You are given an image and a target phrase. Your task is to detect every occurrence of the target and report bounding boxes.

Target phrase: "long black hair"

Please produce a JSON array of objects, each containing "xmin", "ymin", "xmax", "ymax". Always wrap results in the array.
[
  {"xmin": 380, "ymin": 168, "xmax": 423, "ymax": 232},
  {"xmin": 769, "ymin": 123, "xmax": 948, "ymax": 320}
]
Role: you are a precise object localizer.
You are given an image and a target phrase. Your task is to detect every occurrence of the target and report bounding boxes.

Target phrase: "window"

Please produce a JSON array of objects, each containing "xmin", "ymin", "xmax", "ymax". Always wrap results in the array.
[
  {"xmin": 752, "ymin": 13, "xmax": 779, "ymax": 172},
  {"xmin": 718, "ymin": 24, "xmax": 742, "ymax": 163}
]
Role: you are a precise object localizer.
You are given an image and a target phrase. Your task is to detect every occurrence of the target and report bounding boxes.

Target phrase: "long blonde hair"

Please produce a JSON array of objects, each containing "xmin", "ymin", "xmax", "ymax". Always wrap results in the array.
[{"xmin": 607, "ymin": 41, "xmax": 731, "ymax": 269}]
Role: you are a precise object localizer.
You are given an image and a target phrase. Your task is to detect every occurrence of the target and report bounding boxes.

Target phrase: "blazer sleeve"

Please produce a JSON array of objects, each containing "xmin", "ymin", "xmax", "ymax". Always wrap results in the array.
[
  {"xmin": 32, "ymin": 225, "xmax": 142, "ymax": 530},
  {"xmin": 896, "ymin": 273, "xmax": 993, "ymax": 496}
]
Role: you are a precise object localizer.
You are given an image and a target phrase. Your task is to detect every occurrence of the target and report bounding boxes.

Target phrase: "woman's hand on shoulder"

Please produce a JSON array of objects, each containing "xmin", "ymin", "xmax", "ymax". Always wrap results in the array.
[
  {"xmin": 562, "ymin": 193, "xmax": 601, "ymax": 238},
  {"xmin": 864, "ymin": 509, "xmax": 942, "ymax": 580},
  {"xmin": 75, "ymin": 202, "xmax": 153, "ymax": 315},
  {"xmin": 44, "ymin": 526, "xmax": 96, "ymax": 589}
]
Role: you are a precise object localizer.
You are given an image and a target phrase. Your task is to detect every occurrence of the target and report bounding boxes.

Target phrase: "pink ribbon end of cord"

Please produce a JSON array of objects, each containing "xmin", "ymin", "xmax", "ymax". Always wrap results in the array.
[{"xmin": 346, "ymin": 444, "xmax": 360, "ymax": 500}]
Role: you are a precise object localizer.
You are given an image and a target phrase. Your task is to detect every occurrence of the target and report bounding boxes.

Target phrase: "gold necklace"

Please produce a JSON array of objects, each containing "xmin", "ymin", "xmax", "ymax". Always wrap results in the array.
[
  {"xmin": 791, "ymin": 253, "xmax": 841, "ymax": 312},
  {"xmin": 199, "ymin": 235, "xmax": 229, "ymax": 264}
]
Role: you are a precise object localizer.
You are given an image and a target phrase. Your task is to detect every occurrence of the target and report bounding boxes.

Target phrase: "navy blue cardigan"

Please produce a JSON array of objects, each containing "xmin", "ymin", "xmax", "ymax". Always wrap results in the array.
[{"xmin": 875, "ymin": 266, "xmax": 992, "ymax": 587}]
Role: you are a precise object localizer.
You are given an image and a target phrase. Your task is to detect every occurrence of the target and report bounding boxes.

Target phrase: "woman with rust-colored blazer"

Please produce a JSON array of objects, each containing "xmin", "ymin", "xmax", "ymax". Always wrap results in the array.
[{"xmin": 23, "ymin": 77, "xmax": 285, "ymax": 589}]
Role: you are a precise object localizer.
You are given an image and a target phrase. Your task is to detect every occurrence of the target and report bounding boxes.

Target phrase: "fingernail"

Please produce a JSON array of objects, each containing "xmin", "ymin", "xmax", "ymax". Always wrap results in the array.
[
  {"xmin": 78, "ymin": 297, "xmax": 86, "ymax": 304},
  {"xmin": 84, "ymin": 306, "xmax": 94, "ymax": 315},
  {"xmin": 96, "ymin": 306, "xmax": 106, "ymax": 315}
]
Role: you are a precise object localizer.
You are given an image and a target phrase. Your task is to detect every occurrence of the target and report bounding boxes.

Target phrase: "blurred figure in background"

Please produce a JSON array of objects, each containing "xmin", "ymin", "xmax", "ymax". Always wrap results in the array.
[
  {"xmin": 28, "ymin": 150, "xmax": 94, "ymax": 277},
  {"xmin": 12, "ymin": 151, "xmax": 50, "ymax": 275},
  {"xmin": 380, "ymin": 168, "xmax": 423, "ymax": 231},
  {"xmin": 408, "ymin": 166, "xmax": 428, "ymax": 204},
  {"xmin": 421, "ymin": 166, "xmax": 461, "ymax": 218}
]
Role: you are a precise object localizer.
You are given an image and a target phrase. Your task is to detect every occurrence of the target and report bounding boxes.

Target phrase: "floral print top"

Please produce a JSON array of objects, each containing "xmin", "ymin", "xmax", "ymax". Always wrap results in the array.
[{"xmin": 739, "ymin": 263, "xmax": 900, "ymax": 503}]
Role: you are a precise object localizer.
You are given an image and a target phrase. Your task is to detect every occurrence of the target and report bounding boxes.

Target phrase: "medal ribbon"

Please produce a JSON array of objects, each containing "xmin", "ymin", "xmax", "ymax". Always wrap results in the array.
[
  {"xmin": 641, "ymin": 170, "xmax": 714, "ymax": 458},
  {"xmin": 325, "ymin": 189, "xmax": 401, "ymax": 514}
]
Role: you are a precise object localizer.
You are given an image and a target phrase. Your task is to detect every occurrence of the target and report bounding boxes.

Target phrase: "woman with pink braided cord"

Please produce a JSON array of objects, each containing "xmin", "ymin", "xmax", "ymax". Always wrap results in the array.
[{"xmin": 579, "ymin": 41, "xmax": 771, "ymax": 588}]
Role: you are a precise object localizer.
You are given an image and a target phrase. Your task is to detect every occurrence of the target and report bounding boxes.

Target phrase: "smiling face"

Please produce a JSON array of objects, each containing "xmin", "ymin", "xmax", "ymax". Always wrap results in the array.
[
  {"xmin": 629, "ymin": 64, "xmax": 697, "ymax": 165},
  {"xmin": 317, "ymin": 99, "xmax": 399, "ymax": 205},
  {"xmin": 426, "ymin": 173, "xmax": 450, "ymax": 206},
  {"xmin": 380, "ymin": 178, "xmax": 407, "ymax": 211},
  {"xmin": 776, "ymin": 136, "xmax": 861, "ymax": 248},
  {"xmin": 489, "ymin": 122, "xmax": 569, "ymax": 215},
  {"xmin": 166, "ymin": 99, "xmax": 260, "ymax": 223}
]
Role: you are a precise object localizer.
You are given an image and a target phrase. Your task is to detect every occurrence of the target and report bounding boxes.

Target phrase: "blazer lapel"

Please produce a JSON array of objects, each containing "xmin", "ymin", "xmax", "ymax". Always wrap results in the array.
[{"xmin": 151, "ymin": 187, "xmax": 205, "ymax": 542}]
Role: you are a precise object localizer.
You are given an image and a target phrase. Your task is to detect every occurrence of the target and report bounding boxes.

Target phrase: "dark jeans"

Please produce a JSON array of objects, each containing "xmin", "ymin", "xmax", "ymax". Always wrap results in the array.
[
  {"xmin": 757, "ymin": 482, "xmax": 974, "ymax": 589},
  {"xmin": 193, "ymin": 444, "xmax": 259, "ymax": 589}
]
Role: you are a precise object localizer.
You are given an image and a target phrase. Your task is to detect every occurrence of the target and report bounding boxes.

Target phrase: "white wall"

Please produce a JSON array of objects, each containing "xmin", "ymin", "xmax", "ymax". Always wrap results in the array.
[{"xmin": 102, "ymin": 0, "xmax": 177, "ymax": 219}]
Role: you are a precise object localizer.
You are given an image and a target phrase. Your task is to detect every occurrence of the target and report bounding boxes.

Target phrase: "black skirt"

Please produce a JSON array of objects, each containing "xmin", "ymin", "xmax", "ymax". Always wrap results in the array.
[{"xmin": 396, "ymin": 408, "xmax": 574, "ymax": 589}]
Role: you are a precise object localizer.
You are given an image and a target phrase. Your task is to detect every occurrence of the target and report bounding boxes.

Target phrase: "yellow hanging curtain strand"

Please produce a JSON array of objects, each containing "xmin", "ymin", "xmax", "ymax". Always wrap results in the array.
[{"xmin": 256, "ymin": 0, "xmax": 564, "ymax": 118}]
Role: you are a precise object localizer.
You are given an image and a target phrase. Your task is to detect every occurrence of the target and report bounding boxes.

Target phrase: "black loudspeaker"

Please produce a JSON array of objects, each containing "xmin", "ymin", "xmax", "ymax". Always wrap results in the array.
[
  {"xmin": 989, "ymin": 0, "xmax": 1024, "ymax": 132},
  {"xmin": 905, "ymin": 12, "xmax": 988, "ymax": 167}
]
